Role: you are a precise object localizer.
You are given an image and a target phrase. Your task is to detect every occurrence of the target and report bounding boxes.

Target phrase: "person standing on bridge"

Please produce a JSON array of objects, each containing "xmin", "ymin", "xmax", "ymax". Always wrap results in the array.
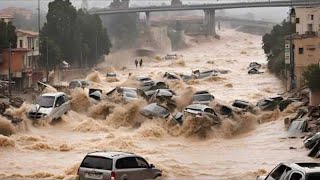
[
  {"xmin": 139, "ymin": 58, "xmax": 143, "ymax": 67},
  {"xmin": 135, "ymin": 59, "xmax": 138, "ymax": 68}
]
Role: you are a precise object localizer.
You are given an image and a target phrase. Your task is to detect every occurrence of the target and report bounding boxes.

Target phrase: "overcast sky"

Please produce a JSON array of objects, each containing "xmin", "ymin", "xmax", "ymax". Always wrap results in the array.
[{"xmin": 0, "ymin": 0, "xmax": 289, "ymax": 22}]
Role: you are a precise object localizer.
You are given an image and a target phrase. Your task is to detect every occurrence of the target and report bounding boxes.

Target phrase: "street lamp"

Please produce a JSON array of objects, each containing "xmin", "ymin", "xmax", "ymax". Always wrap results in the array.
[
  {"xmin": 289, "ymin": 7, "xmax": 296, "ymax": 90},
  {"xmin": 46, "ymin": 37, "xmax": 49, "ymax": 83},
  {"xmin": 8, "ymin": 42, "xmax": 12, "ymax": 100}
]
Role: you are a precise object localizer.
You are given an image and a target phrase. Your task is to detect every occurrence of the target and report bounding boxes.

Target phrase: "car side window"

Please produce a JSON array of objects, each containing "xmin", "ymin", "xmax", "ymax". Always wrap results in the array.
[
  {"xmin": 136, "ymin": 157, "xmax": 149, "ymax": 168},
  {"xmin": 55, "ymin": 96, "xmax": 65, "ymax": 107},
  {"xmin": 116, "ymin": 157, "xmax": 139, "ymax": 169},
  {"xmin": 289, "ymin": 173, "xmax": 303, "ymax": 180},
  {"xmin": 266, "ymin": 165, "xmax": 288, "ymax": 180},
  {"xmin": 204, "ymin": 108, "xmax": 214, "ymax": 114}
]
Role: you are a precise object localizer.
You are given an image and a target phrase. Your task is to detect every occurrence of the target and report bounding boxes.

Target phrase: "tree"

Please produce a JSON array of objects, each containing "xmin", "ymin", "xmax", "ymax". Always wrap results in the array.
[
  {"xmin": 0, "ymin": 21, "xmax": 17, "ymax": 51},
  {"xmin": 40, "ymin": 0, "xmax": 111, "ymax": 68},
  {"xmin": 303, "ymin": 64, "xmax": 320, "ymax": 91},
  {"xmin": 262, "ymin": 20, "xmax": 295, "ymax": 76}
]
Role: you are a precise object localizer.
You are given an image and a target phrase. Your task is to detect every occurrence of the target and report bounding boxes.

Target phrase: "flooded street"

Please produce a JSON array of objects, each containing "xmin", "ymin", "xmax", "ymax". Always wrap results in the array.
[{"xmin": 0, "ymin": 29, "xmax": 316, "ymax": 180}]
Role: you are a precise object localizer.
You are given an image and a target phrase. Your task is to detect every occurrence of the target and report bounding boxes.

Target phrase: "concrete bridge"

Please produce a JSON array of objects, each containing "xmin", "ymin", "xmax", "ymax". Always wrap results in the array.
[{"xmin": 90, "ymin": 0, "xmax": 320, "ymax": 36}]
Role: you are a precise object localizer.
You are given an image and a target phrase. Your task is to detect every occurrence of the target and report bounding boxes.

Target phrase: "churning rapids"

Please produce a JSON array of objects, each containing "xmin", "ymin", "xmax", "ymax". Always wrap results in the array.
[{"xmin": 0, "ymin": 29, "xmax": 316, "ymax": 180}]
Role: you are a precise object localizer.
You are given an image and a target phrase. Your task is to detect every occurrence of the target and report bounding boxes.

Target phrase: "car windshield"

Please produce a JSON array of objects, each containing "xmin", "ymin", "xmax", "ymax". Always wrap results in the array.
[
  {"xmin": 80, "ymin": 156, "xmax": 113, "ymax": 170},
  {"xmin": 146, "ymin": 104, "xmax": 169, "ymax": 116},
  {"xmin": 37, "ymin": 96, "xmax": 55, "ymax": 108},
  {"xmin": 308, "ymin": 173, "xmax": 320, "ymax": 180},
  {"xmin": 125, "ymin": 92, "xmax": 137, "ymax": 98},
  {"xmin": 69, "ymin": 81, "xmax": 81, "ymax": 88},
  {"xmin": 193, "ymin": 94, "xmax": 212, "ymax": 101}
]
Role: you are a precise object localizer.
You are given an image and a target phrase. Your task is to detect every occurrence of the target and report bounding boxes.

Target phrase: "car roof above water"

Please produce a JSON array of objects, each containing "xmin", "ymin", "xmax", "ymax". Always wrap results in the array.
[
  {"xmin": 41, "ymin": 92, "xmax": 65, "ymax": 97},
  {"xmin": 87, "ymin": 151, "xmax": 136, "ymax": 160},
  {"xmin": 286, "ymin": 163, "xmax": 320, "ymax": 174}
]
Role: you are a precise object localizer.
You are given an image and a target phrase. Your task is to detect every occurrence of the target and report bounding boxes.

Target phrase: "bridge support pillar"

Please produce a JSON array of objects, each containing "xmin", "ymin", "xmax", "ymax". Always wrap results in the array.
[
  {"xmin": 145, "ymin": 11, "xmax": 150, "ymax": 27},
  {"xmin": 204, "ymin": 9, "xmax": 216, "ymax": 36}
]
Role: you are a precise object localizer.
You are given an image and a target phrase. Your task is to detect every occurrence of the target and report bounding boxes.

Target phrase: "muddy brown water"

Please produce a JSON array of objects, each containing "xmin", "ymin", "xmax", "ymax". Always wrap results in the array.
[{"xmin": 0, "ymin": 29, "xmax": 317, "ymax": 180}]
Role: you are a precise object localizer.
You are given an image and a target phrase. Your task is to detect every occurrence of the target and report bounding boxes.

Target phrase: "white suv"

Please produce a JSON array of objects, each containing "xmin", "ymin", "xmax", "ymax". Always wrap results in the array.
[
  {"xmin": 77, "ymin": 151, "xmax": 162, "ymax": 180},
  {"xmin": 27, "ymin": 92, "xmax": 71, "ymax": 122}
]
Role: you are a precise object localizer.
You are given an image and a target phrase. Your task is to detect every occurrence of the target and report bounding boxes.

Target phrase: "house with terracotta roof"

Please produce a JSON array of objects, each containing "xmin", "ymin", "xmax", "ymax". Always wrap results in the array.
[
  {"xmin": 0, "ymin": 13, "xmax": 13, "ymax": 23},
  {"xmin": 0, "ymin": 29, "xmax": 42, "ymax": 90}
]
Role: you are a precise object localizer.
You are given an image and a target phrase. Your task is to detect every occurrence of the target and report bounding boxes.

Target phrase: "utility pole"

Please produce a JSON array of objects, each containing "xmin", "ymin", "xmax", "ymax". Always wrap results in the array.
[
  {"xmin": 95, "ymin": 33, "xmax": 98, "ymax": 64},
  {"xmin": 8, "ymin": 42, "xmax": 12, "ymax": 100},
  {"xmin": 38, "ymin": 0, "xmax": 40, "ymax": 35},
  {"xmin": 46, "ymin": 37, "xmax": 49, "ymax": 83}
]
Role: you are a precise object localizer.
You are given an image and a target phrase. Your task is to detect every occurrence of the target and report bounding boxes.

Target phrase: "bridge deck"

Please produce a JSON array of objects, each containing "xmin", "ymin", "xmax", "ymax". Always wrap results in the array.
[{"xmin": 90, "ymin": 0, "xmax": 320, "ymax": 15}]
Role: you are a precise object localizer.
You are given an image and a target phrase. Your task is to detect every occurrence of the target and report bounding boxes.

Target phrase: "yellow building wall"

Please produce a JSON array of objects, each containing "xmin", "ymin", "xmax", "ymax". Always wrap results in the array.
[{"xmin": 293, "ymin": 37, "xmax": 320, "ymax": 88}]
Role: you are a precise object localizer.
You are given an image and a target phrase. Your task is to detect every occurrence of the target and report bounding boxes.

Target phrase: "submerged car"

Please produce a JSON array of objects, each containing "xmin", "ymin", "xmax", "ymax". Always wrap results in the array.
[
  {"xmin": 163, "ymin": 72, "xmax": 180, "ymax": 80},
  {"xmin": 193, "ymin": 70, "xmax": 218, "ymax": 79},
  {"xmin": 89, "ymin": 88, "xmax": 103, "ymax": 101},
  {"xmin": 144, "ymin": 81, "xmax": 168, "ymax": 91},
  {"xmin": 257, "ymin": 163, "xmax": 320, "ymax": 180},
  {"xmin": 232, "ymin": 100, "xmax": 253, "ymax": 110},
  {"xmin": 136, "ymin": 76, "xmax": 154, "ymax": 86},
  {"xmin": 248, "ymin": 62, "xmax": 262, "ymax": 69},
  {"xmin": 107, "ymin": 87, "xmax": 139, "ymax": 102},
  {"xmin": 77, "ymin": 151, "xmax": 162, "ymax": 180},
  {"xmin": 69, "ymin": 79, "xmax": 90, "ymax": 89},
  {"xmin": 184, "ymin": 104, "xmax": 217, "ymax": 117},
  {"xmin": 140, "ymin": 103, "xmax": 170, "ymax": 119},
  {"xmin": 106, "ymin": 72, "xmax": 117, "ymax": 77},
  {"xmin": 27, "ymin": 92, "xmax": 70, "ymax": 121},
  {"xmin": 192, "ymin": 91, "xmax": 215, "ymax": 105},
  {"xmin": 257, "ymin": 96, "xmax": 284, "ymax": 111},
  {"xmin": 248, "ymin": 68, "xmax": 263, "ymax": 74},
  {"xmin": 164, "ymin": 53, "xmax": 178, "ymax": 60}
]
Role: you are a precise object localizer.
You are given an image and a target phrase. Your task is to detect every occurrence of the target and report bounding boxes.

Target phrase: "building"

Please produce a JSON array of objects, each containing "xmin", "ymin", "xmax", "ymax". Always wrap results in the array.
[
  {"xmin": 290, "ymin": 7, "xmax": 320, "ymax": 89},
  {"xmin": 16, "ymin": 29, "xmax": 42, "ymax": 88},
  {"xmin": 0, "ymin": 13, "xmax": 13, "ymax": 23},
  {"xmin": 295, "ymin": 7, "xmax": 320, "ymax": 35},
  {"xmin": 0, "ymin": 29, "xmax": 42, "ymax": 90},
  {"xmin": 291, "ymin": 7, "xmax": 320, "ymax": 106},
  {"xmin": 0, "ymin": 48, "xmax": 29, "ymax": 90}
]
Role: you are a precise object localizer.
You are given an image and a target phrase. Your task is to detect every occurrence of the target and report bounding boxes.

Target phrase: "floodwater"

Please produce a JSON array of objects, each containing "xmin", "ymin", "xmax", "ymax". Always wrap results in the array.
[{"xmin": 0, "ymin": 29, "xmax": 316, "ymax": 180}]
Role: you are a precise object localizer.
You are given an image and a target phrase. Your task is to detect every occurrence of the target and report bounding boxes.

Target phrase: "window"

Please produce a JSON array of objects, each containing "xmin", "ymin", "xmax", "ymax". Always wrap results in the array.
[
  {"xmin": 296, "ymin": 18, "xmax": 300, "ymax": 24},
  {"xmin": 26, "ymin": 56, "xmax": 32, "ymax": 68},
  {"xmin": 35, "ymin": 39, "xmax": 39, "ymax": 48},
  {"xmin": 27, "ymin": 37, "xmax": 34, "ymax": 49},
  {"xmin": 299, "ymin": 48, "xmax": 304, "ymax": 54},
  {"xmin": 307, "ymin": 24, "xmax": 313, "ymax": 32},
  {"xmin": 80, "ymin": 156, "xmax": 113, "ymax": 170},
  {"xmin": 55, "ymin": 96, "xmax": 65, "ymax": 107},
  {"xmin": 19, "ymin": 40, "xmax": 23, "ymax": 48},
  {"xmin": 116, "ymin": 157, "xmax": 139, "ymax": 169},
  {"xmin": 266, "ymin": 165, "xmax": 287, "ymax": 180},
  {"xmin": 311, "ymin": 15, "xmax": 314, "ymax": 20},
  {"xmin": 289, "ymin": 172, "xmax": 302, "ymax": 180},
  {"xmin": 308, "ymin": 173, "xmax": 320, "ymax": 180},
  {"xmin": 136, "ymin": 157, "xmax": 149, "ymax": 168}
]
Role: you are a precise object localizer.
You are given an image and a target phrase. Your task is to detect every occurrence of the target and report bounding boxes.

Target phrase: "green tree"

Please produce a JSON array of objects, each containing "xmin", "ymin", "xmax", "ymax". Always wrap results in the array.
[
  {"xmin": 40, "ymin": 0, "xmax": 111, "ymax": 68},
  {"xmin": 303, "ymin": 64, "xmax": 320, "ymax": 91},
  {"xmin": 0, "ymin": 21, "xmax": 17, "ymax": 51},
  {"xmin": 262, "ymin": 20, "xmax": 295, "ymax": 76}
]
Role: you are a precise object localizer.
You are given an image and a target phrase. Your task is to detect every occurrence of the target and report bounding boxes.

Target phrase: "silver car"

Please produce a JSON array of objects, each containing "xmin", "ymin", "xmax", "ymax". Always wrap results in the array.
[
  {"xmin": 27, "ymin": 92, "xmax": 71, "ymax": 122},
  {"xmin": 77, "ymin": 151, "xmax": 162, "ymax": 180}
]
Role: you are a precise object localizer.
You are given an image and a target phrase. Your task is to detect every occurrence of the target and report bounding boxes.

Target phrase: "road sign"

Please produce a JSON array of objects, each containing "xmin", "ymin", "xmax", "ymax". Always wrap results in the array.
[{"xmin": 285, "ymin": 41, "xmax": 290, "ymax": 64}]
